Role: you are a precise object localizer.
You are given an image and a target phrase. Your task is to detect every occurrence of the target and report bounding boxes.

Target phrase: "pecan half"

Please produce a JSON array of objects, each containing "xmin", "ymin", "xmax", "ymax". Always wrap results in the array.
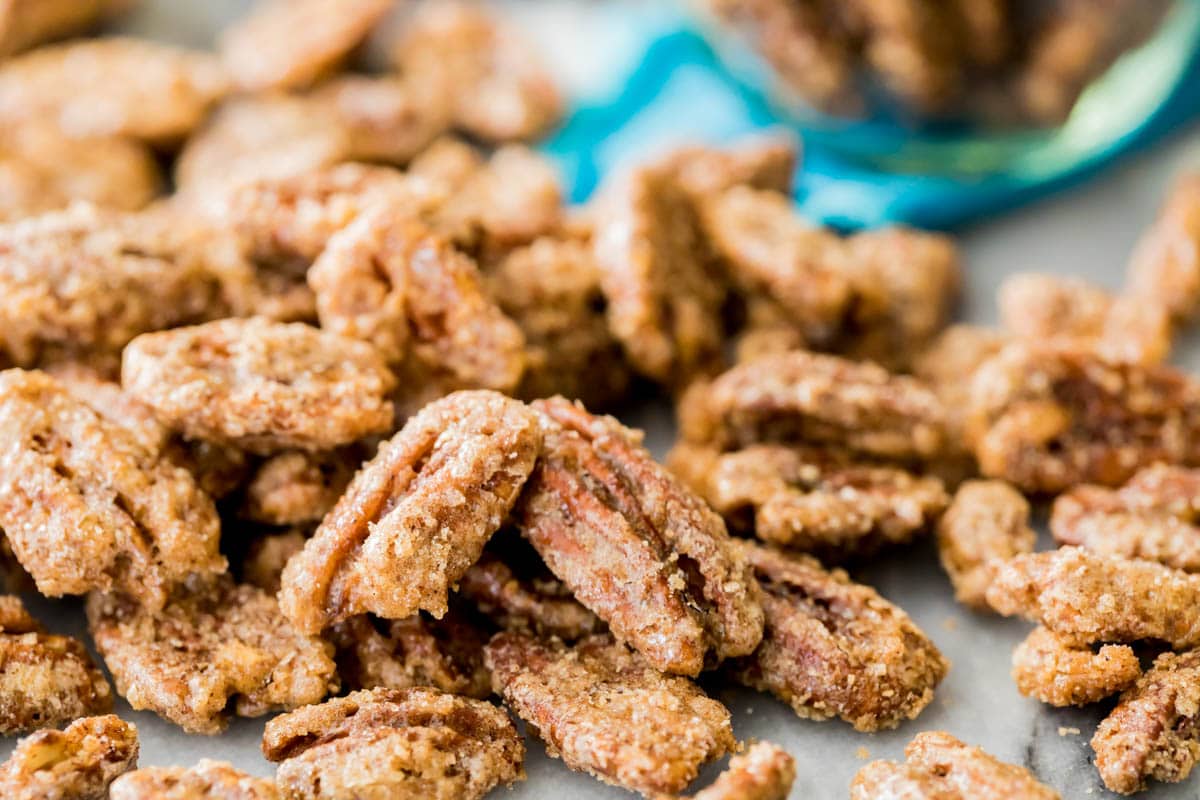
[
  {"xmin": 936, "ymin": 479, "xmax": 1036, "ymax": 609},
  {"xmin": 1012, "ymin": 626, "xmax": 1140, "ymax": 707},
  {"xmin": 0, "ymin": 715, "xmax": 137, "ymax": 800},
  {"xmin": 111, "ymin": 760, "xmax": 280, "ymax": 800}
]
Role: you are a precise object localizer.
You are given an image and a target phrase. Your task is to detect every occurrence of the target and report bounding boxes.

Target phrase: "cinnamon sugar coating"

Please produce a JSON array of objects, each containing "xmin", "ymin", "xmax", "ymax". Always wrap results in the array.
[
  {"xmin": 0, "ymin": 715, "xmax": 137, "ymax": 800},
  {"xmin": 1128, "ymin": 172, "xmax": 1200, "ymax": 322},
  {"xmin": 241, "ymin": 448, "xmax": 362, "ymax": 527},
  {"xmin": 678, "ymin": 742, "xmax": 796, "ymax": 800},
  {"xmin": 111, "ymin": 760, "xmax": 280, "ymax": 800},
  {"xmin": 1012, "ymin": 625, "xmax": 1140, "ymax": 707},
  {"xmin": 913, "ymin": 323, "xmax": 1007, "ymax": 448},
  {"xmin": 936, "ymin": 479, "xmax": 1036, "ymax": 609}
]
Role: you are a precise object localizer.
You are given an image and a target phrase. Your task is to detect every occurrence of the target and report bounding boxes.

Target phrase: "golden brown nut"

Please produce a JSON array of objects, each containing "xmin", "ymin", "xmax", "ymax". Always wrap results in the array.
[
  {"xmin": 852, "ymin": 0, "xmax": 963, "ymax": 114},
  {"xmin": 851, "ymin": 731, "xmax": 1060, "ymax": 799},
  {"xmin": 281, "ymin": 390, "xmax": 541, "ymax": 633},
  {"xmin": 677, "ymin": 741, "xmax": 796, "ymax": 800},
  {"xmin": 262, "ymin": 687, "xmax": 525, "ymax": 800},
  {"xmin": 241, "ymin": 529, "xmax": 308, "ymax": 596},
  {"xmin": 1012, "ymin": 626, "xmax": 1140, "ymax": 707},
  {"xmin": 728, "ymin": 541, "xmax": 947, "ymax": 731},
  {"xmin": 653, "ymin": 135, "xmax": 799, "ymax": 197},
  {"xmin": 0, "ymin": 595, "xmax": 113, "ymax": 734},
  {"xmin": 121, "ymin": 318, "xmax": 396, "ymax": 454},
  {"xmin": 111, "ymin": 760, "xmax": 280, "ymax": 800},
  {"xmin": 241, "ymin": 448, "xmax": 363, "ymax": 527},
  {"xmin": 1051, "ymin": 463, "xmax": 1200, "ymax": 571},
  {"xmin": 0, "ymin": 715, "xmax": 137, "ymax": 800},
  {"xmin": 516, "ymin": 397, "xmax": 763, "ymax": 676},
  {"xmin": 913, "ymin": 323, "xmax": 1007, "ymax": 449},
  {"xmin": 936, "ymin": 479, "xmax": 1036, "ymax": 609},
  {"xmin": 219, "ymin": 0, "xmax": 392, "ymax": 92},
  {"xmin": 484, "ymin": 632, "xmax": 735, "ymax": 797},
  {"xmin": 0, "ymin": 38, "xmax": 229, "ymax": 143},
  {"xmin": 966, "ymin": 343, "xmax": 1200, "ymax": 492},
  {"xmin": 986, "ymin": 547, "xmax": 1200, "ymax": 648},
  {"xmin": 0, "ymin": 369, "xmax": 224, "ymax": 605},
  {"xmin": 1092, "ymin": 648, "xmax": 1200, "ymax": 795},
  {"xmin": 0, "ymin": 0, "xmax": 133, "ymax": 57},
  {"xmin": 87, "ymin": 577, "xmax": 338, "ymax": 735},
  {"xmin": 1128, "ymin": 172, "xmax": 1200, "ymax": 322}
]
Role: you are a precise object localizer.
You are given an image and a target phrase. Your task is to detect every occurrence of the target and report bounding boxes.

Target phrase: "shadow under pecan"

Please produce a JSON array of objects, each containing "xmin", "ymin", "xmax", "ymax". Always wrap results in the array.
[
  {"xmin": 516, "ymin": 396, "xmax": 763, "ymax": 676},
  {"xmin": 936, "ymin": 479, "xmax": 1035, "ymax": 610},
  {"xmin": 0, "ymin": 714, "xmax": 138, "ymax": 800},
  {"xmin": 1012, "ymin": 626, "xmax": 1140, "ymax": 708},
  {"xmin": 280, "ymin": 390, "xmax": 541, "ymax": 634},
  {"xmin": 111, "ymin": 759, "xmax": 280, "ymax": 800},
  {"xmin": 240, "ymin": 447, "xmax": 364, "ymax": 528},
  {"xmin": 263, "ymin": 686, "xmax": 525, "ymax": 800},
  {"xmin": 727, "ymin": 541, "xmax": 948, "ymax": 731}
]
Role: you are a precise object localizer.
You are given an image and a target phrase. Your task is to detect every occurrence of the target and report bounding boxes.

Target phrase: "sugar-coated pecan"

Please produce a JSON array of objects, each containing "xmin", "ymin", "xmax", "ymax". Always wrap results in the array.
[
  {"xmin": 0, "ymin": 369, "xmax": 224, "ymax": 605},
  {"xmin": 853, "ymin": 0, "xmax": 963, "ymax": 114},
  {"xmin": 111, "ymin": 760, "xmax": 280, "ymax": 800},
  {"xmin": 1092, "ymin": 648, "xmax": 1200, "ymax": 795},
  {"xmin": 851, "ymin": 731, "xmax": 1060, "ymax": 799},
  {"xmin": 241, "ymin": 448, "xmax": 363, "ymax": 527},
  {"xmin": 121, "ymin": 318, "xmax": 396, "ymax": 454},
  {"xmin": 1051, "ymin": 464, "xmax": 1200, "ymax": 571},
  {"xmin": 655, "ymin": 135, "xmax": 798, "ymax": 197},
  {"xmin": 1128, "ymin": 172, "xmax": 1200, "ymax": 321},
  {"xmin": 936, "ymin": 479, "xmax": 1036, "ymax": 609},
  {"xmin": 676, "ymin": 742, "xmax": 796, "ymax": 800},
  {"xmin": 0, "ymin": 595, "xmax": 113, "ymax": 734},
  {"xmin": 1012, "ymin": 626, "xmax": 1140, "ymax": 707},
  {"xmin": 219, "ymin": 0, "xmax": 392, "ymax": 92},
  {"xmin": 517, "ymin": 397, "xmax": 763, "ymax": 676},
  {"xmin": 728, "ymin": 541, "xmax": 947, "ymax": 730},
  {"xmin": 671, "ymin": 443, "xmax": 947, "ymax": 560},
  {"xmin": 0, "ymin": 0, "xmax": 132, "ymax": 57},
  {"xmin": 966, "ymin": 343, "xmax": 1200, "ymax": 492},
  {"xmin": 986, "ymin": 547, "xmax": 1200, "ymax": 648},
  {"xmin": 0, "ymin": 715, "xmax": 137, "ymax": 800},
  {"xmin": 281, "ymin": 390, "xmax": 541, "ymax": 633},
  {"xmin": 484, "ymin": 632, "xmax": 735, "ymax": 797},
  {"xmin": 242, "ymin": 529, "xmax": 308, "ymax": 596},
  {"xmin": 87, "ymin": 576, "xmax": 338, "ymax": 735},
  {"xmin": 263, "ymin": 686, "xmax": 525, "ymax": 800},
  {"xmin": 913, "ymin": 323, "xmax": 1007, "ymax": 447},
  {"xmin": 679, "ymin": 350, "xmax": 946, "ymax": 461}
]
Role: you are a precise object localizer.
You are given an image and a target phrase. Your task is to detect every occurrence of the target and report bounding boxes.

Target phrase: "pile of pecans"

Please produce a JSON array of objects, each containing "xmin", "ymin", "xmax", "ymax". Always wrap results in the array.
[{"xmin": 0, "ymin": 1, "xmax": 1198, "ymax": 798}]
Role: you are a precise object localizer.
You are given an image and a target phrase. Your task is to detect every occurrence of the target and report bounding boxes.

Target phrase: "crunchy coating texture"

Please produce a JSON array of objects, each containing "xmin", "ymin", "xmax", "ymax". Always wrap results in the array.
[
  {"xmin": 966, "ymin": 343, "xmax": 1200, "ymax": 492},
  {"xmin": 241, "ymin": 529, "xmax": 307, "ymax": 596},
  {"xmin": 219, "ymin": 0, "xmax": 391, "ymax": 91},
  {"xmin": 121, "ymin": 317, "xmax": 396, "ymax": 454},
  {"xmin": 0, "ymin": 38, "xmax": 228, "ymax": 143},
  {"xmin": 936, "ymin": 479, "xmax": 1036, "ymax": 609},
  {"xmin": 1051, "ymin": 464, "xmax": 1200, "ymax": 571},
  {"xmin": 655, "ymin": 136, "xmax": 798, "ymax": 197},
  {"xmin": 851, "ymin": 731, "xmax": 1060, "ymax": 799},
  {"xmin": 110, "ymin": 760, "xmax": 279, "ymax": 800},
  {"xmin": 241, "ymin": 448, "xmax": 362, "ymax": 527},
  {"xmin": 393, "ymin": 1, "xmax": 562, "ymax": 142},
  {"xmin": 485, "ymin": 632, "xmax": 735, "ymax": 797},
  {"xmin": 0, "ymin": 595, "xmax": 113, "ymax": 734},
  {"xmin": 1092, "ymin": 648, "xmax": 1200, "ymax": 795},
  {"xmin": 0, "ymin": 369, "xmax": 223, "ymax": 605},
  {"xmin": 263, "ymin": 687, "xmax": 525, "ymax": 800},
  {"xmin": 87, "ymin": 576, "xmax": 338, "ymax": 735},
  {"xmin": 517, "ymin": 397, "xmax": 763, "ymax": 676},
  {"xmin": 281, "ymin": 390, "xmax": 541, "ymax": 633},
  {"xmin": 309, "ymin": 208, "xmax": 526, "ymax": 393},
  {"xmin": 728, "ymin": 541, "xmax": 947, "ymax": 731},
  {"xmin": 913, "ymin": 323, "xmax": 1007, "ymax": 452},
  {"xmin": 330, "ymin": 611, "xmax": 490, "ymax": 699},
  {"xmin": 592, "ymin": 165, "xmax": 727, "ymax": 385},
  {"xmin": 679, "ymin": 741, "xmax": 796, "ymax": 800},
  {"xmin": 1129, "ymin": 173, "xmax": 1200, "ymax": 321},
  {"xmin": 0, "ymin": 714, "xmax": 137, "ymax": 800},
  {"xmin": 1012, "ymin": 626, "xmax": 1140, "ymax": 707},
  {"xmin": 0, "ymin": 0, "xmax": 132, "ymax": 57},
  {"xmin": 679, "ymin": 350, "xmax": 946, "ymax": 461},
  {"xmin": 986, "ymin": 547, "xmax": 1200, "ymax": 648}
]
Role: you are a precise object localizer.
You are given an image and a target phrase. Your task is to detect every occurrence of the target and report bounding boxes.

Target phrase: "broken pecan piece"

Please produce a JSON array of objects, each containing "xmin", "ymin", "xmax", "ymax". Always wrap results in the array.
[
  {"xmin": 1012, "ymin": 626, "xmax": 1140, "ymax": 707},
  {"xmin": 678, "ymin": 742, "xmax": 796, "ymax": 800},
  {"xmin": 281, "ymin": 390, "xmax": 541, "ymax": 633},
  {"xmin": 936, "ymin": 479, "xmax": 1036, "ymax": 609},
  {"xmin": 110, "ymin": 760, "xmax": 279, "ymax": 800},
  {"xmin": 242, "ymin": 529, "xmax": 308, "ymax": 596},
  {"xmin": 0, "ymin": 715, "xmax": 137, "ymax": 800},
  {"xmin": 240, "ymin": 448, "xmax": 363, "ymax": 527},
  {"xmin": 484, "ymin": 632, "xmax": 735, "ymax": 797}
]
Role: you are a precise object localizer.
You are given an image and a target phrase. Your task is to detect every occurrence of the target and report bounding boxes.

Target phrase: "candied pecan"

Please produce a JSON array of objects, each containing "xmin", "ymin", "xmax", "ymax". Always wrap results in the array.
[
  {"xmin": 392, "ymin": 1, "xmax": 562, "ymax": 142},
  {"xmin": 0, "ymin": 38, "xmax": 228, "ymax": 143},
  {"xmin": 47, "ymin": 363, "xmax": 169, "ymax": 455},
  {"xmin": 1092, "ymin": 648, "xmax": 1200, "ymax": 795},
  {"xmin": 487, "ymin": 236, "xmax": 630, "ymax": 408},
  {"xmin": 672, "ymin": 443, "xmax": 947, "ymax": 559},
  {"xmin": 678, "ymin": 742, "xmax": 796, "ymax": 800},
  {"xmin": 1012, "ymin": 625, "xmax": 1140, "ymax": 707},
  {"xmin": 0, "ymin": 595, "xmax": 112, "ymax": 734},
  {"xmin": 728, "ymin": 541, "xmax": 947, "ymax": 730},
  {"xmin": 936, "ymin": 479, "xmax": 1036, "ymax": 609},
  {"xmin": 110, "ymin": 760, "xmax": 279, "ymax": 800},
  {"xmin": 485, "ymin": 632, "xmax": 735, "ymax": 796},
  {"xmin": 517, "ymin": 397, "xmax": 763, "ymax": 675},
  {"xmin": 0, "ymin": 715, "xmax": 137, "ymax": 800},
  {"xmin": 986, "ymin": 547, "xmax": 1200, "ymax": 648},
  {"xmin": 851, "ymin": 731, "xmax": 1060, "ymax": 799},
  {"xmin": 731, "ymin": 297, "xmax": 809, "ymax": 364},
  {"xmin": 330, "ymin": 610, "xmax": 490, "ymax": 699},
  {"xmin": 307, "ymin": 75, "xmax": 451, "ymax": 166},
  {"xmin": 592, "ymin": 165, "xmax": 727, "ymax": 385},
  {"xmin": 1128, "ymin": 172, "xmax": 1200, "ymax": 321},
  {"xmin": 241, "ymin": 448, "xmax": 363, "ymax": 527},
  {"xmin": 122, "ymin": 318, "xmax": 395, "ymax": 454},
  {"xmin": 855, "ymin": 0, "xmax": 964, "ymax": 113},
  {"xmin": 263, "ymin": 687, "xmax": 525, "ymax": 800},
  {"xmin": 654, "ymin": 135, "xmax": 798, "ymax": 197},
  {"xmin": 308, "ymin": 209, "xmax": 526, "ymax": 392},
  {"xmin": 1051, "ymin": 464, "xmax": 1200, "ymax": 571},
  {"xmin": 87, "ymin": 576, "xmax": 338, "ymax": 735},
  {"xmin": 679, "ymin": 350, "xmax": 946, "ymax": 461},
  {"xmin": 0, "ymin": 369, "xmax": 224, "ymax": 605},
  {"xmin": 966, "ymin": 343, "xmax": 1200, "ymax": 492},
  {"xmin": 164, "ymin": 438, "xmax": 252, "ymax": 501},
  {"xmin": 281, "ymin": 390, "xmax": 541, "ymax": 633},
  {"xmin": 219, "ymin": 0, "xmax": 392, "ymax": 91},
  {"xmin": 242, "ymin": 529, "xmax": 308, "ymax": 596},
  {"xmin": 913, "ymin": 323, "xmax": 1007, "ymax": 441},
  {"xmin": 0, "ymin": 0, "xmax": 132, "ymax": 57}
]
